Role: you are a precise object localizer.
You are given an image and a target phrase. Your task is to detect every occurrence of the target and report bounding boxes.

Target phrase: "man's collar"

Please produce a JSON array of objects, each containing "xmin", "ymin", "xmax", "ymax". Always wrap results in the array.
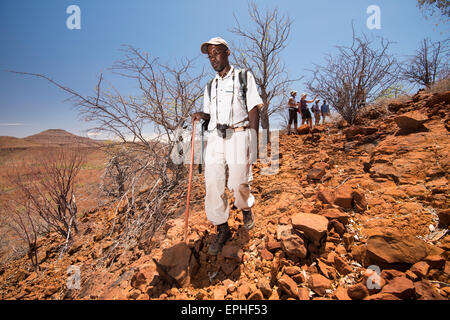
[{"xmin": 215, "ymin": 65, "xmax": 234, "ymax": 80}]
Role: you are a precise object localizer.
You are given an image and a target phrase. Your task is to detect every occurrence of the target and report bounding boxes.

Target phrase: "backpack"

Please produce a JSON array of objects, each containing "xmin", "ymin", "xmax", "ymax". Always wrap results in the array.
[{"xmin": 207, "ymin": 69, "xmax": 248, "ymax": 110}]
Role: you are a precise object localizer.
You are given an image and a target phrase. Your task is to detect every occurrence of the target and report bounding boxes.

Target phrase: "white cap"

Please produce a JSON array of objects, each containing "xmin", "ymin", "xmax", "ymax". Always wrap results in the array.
[{"xmin": 201, "ymin": 37, "xmax": 230, "ymax": 54}]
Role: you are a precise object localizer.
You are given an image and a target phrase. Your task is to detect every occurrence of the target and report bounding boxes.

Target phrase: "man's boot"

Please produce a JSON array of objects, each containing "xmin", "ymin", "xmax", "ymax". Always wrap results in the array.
[
  {"xmin": 242, "ymin": 209, "xmax": 255, "ymax": 230},
  {"xmin": 208, "ymin": 222, "xmax": 232, "ymax": 255}
]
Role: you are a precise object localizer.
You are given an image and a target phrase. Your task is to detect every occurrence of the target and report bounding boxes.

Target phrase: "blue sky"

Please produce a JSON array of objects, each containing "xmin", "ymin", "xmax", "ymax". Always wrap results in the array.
[{"xmin": 0, "ymin": 0, "xmax": 448, "ymax": 138}]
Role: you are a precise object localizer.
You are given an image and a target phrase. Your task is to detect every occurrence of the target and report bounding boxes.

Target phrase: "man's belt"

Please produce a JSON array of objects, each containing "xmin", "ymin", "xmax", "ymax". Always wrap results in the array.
[{"xmin": 232, "ymin": 126, "xmax": 248, "ymax": 132}]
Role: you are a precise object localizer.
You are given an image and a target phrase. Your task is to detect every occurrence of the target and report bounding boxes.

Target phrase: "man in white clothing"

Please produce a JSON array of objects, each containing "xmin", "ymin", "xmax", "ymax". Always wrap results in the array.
[{"xmin": 192, "ymin": 37, "xmax": 263, "ymax": 255}]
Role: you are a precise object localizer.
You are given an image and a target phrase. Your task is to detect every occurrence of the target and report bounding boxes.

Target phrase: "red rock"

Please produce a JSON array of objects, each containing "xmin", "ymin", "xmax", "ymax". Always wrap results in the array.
[
  {"xmin": 328, "ymin": 219, "xmax": 346, "ymax": 237},
  {"xmin": 350, "ymin": 244, "xmax": 366, "ymax": 265},
  {"xmin": 130, "ymin": 270, "xmax": 147, "ymax": 290},
  {"xmin": 266, "ymin": 238, "xmax": 282, "ymax": 251},
  {"xmin": 221, "ymin": 244, "xmax": 243, "ymax": 261},
  {"xmin": 275, "ymin": 216, "xmax": 288, "ymax": 225},
  {"xmin": 364, "ymin": 293, "xmax": 401, "ymax": 300},
  {"xmin": 222, "ymin": 279, "xmax": 236, "ymax": 293},
  {"xmin": 292, "ymin": 273, "xmax": 306, "ymax": 284},
  {"xmin": 237, "ymin": 283, "xmax": 251, "ymax": 299},
  {"xmin": 298, "ymin": 287, "xmax": 310, "ymax": 300},
  {"xmin": 320, "ymin": 208, "xmax": 349, "ymax": 224},
  {"xmin": 284, "ymin": 266, "xmax": 301, "ymax": 276},
  {"xmin": 333, "ymin": 255, "xmax": 352, "ymax": 276},
  {"xmin": 213, "ymin": 286, "xmax": 227, "ymax": 300},
  {"xmin": 347, "ymin": 283, "xmax": 369, "ymax": 300},
  {"xmin": 445, "ymin": 261, "xmax": 450, "ymax": 275},
  {"xmin": 414, "ymin": 280, "xmax": 445, "ymax": 300},
  {"xmin": 344, "ymin": 126, "xmax": 378, "ymax": 139},
  {"xmin": 334, "ymin": 185, "xmax": 353, "ymax": 210},
  {"xmin": 380, "ymin": 269, "xmax": 405, "ymax": 281},
  {"xmin": 317, "ymin": 259, "xmax": 333, "ymax": 279},
  {"xmin": 351, "ymin": 189, "xmax": 367, "ymax": 212},
  {"xmin": 424, "ymin": 255, "xmax": 445, "ymax": 269},
  {"xmin": 291, "ymin": 213, "xmax": 328, "ymax": 244},
  {"xmin": 317, "ymin": 187, "xmax": 335, "ymax": 205},
  {"xmin": 366, "ymin": 232, "xmax": 428, "ymax": 269},
  {"xmin": 405, "ymin": 270, "xmax": 419, "ymax": 282},
  {"xmin": 342, "ymin": 233, "xmax": 354, "ymax": 249},
  {"xmin": 248, "ymin": 289, "xmax": 264, "ymax": 300},
  {"xmin": 260, "ymin": 248, "xmax": 274, "ymax": 261},
  {"xmin": 257, "ymin": 278, "xmax": 272, "ymax": 298},
  {"xmin": 297, "ymin": 125, "xmax": 310, "ymax": 135},
  {"xmin": 308, "ymin": 273, "xmax": 331, "ymax": 296},
  {"xmin": 279, "ymin": 229, "xmax": 308, "ymax": 259},
  {"xmin": 221, "ymin": 262, "xmax": 238, "ymax": 276},
  {"xmin": 437, "ymin": 208, "xmax": 450, "ymax": 227},
  {"xmin": 381, "ymin": 277, "xmax": 415, "ymax": 299},
  {"xmin": 334, "ymin": 286, "xmax": 351, "ymax": 300},
  {"xmin": 410, "ymin": 261, "xmax": 429, "ymax": 278},
  {"xmin": 307, "ymin": 167, "xmax": 326, "ymax": 180},
  {"xmin": 394, "ymin": 110, "xmax": 427, "ymax": 130},
  {"xmin": 43, "ymin": 285, "xmax": 59, "ymax": 298},
  {"xmin": 278, "ymin": 274, "xmax": 300, "ymax": 299},
  {"xmin": 156, "ymin": 242, "xmax": 199, "ymax": 287}
]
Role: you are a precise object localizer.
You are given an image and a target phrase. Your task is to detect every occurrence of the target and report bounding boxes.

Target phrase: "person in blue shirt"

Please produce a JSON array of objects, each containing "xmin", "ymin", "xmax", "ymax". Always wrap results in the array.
[{"xmin": 321, "ymin": 100, "xmax": 330, "ymax": 124}]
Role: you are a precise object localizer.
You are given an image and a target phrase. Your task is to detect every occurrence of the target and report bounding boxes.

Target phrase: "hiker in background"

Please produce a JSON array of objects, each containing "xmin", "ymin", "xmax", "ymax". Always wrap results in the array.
[
  {"xmin": 298, "ymin": 93, "xmax": 317, "ymax": 129},
  {"xmin": 312, "ymin": 99, "xmax": 321, "ymax": 126},
  {"xmin": 321, "ymin": 100, "xmax": 330, "ymax": 124},
  {"xmin": 287, "ymin": 90, "xmax": 298, "ymax": 135},
  {"xmin": 192, "ymin": 37, "xmax": 263, "ymax": 256}
]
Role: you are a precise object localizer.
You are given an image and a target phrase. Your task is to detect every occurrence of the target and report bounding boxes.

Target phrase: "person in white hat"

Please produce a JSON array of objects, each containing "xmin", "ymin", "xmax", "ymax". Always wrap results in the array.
[
  {"xmin": 287, "ymin": 90, "xmax": 298, "ymax": 135},
  {"xmin": 193, "ymin": 37, "xmax": 263, "ymax": 255}
]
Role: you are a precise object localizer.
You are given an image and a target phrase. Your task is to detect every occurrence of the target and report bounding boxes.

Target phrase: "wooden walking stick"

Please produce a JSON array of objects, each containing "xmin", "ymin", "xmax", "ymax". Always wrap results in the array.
[{"xmin": 184, "ymin": 119, "xmax": 197, "ymax": 243}]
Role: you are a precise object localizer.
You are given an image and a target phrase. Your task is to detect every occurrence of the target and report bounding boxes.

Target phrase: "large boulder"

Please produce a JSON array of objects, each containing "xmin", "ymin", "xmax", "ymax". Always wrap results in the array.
[
  {"xmin": 365, "ymin": 232, "xmax": 428, "ymax": 270},
  {"xmin": 279, "ymin": 227, "xmax": 308, "ymax": 259},
  {"xmin": 380, "ymin": 277, "xmax": 415, "ymax": 300},
  {"xmin": 291, "ymin": 213, "xmax": 328, "ymax": 245},
  {"xmin": 394, "ymin": 110, "xmax": 428, "ymax": 131},
  {"xmin": 154, "ymin": 242, "xmax": 199, "ymax": 287}
]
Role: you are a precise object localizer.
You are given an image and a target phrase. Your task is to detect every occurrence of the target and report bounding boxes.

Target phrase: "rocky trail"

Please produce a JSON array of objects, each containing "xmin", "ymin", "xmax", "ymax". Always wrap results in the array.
[{"xmin": 1, "ymin": 90, "xmax": 449, "ymax": 300}]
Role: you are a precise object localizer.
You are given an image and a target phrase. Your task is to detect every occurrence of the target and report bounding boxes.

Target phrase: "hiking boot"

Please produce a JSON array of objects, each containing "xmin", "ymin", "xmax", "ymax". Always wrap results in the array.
[
  {"xmin": 242, "ymin": 209, "xmax": 255, "ymax": 230},
  {"xmin": 208, "ymin": 222, "xmax": 232, "ymax": 255}
]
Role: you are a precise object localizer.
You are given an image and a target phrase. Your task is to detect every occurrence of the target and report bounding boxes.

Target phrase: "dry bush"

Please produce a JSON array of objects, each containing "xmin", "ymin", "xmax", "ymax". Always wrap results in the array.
[
  {"xmin": 307, "ymin": 26, "xmax": 400, "ymax": 125},
  {"xmin": 1, "ymin": 200, "xmax": 41, "ymax": 271},
  {"xmin": 7, "ymin": 147, "xmax": 85, "ymax": 246},
  {"xmin": 425, "ymin": 76, "xmax": 450, "ymax": 93}
]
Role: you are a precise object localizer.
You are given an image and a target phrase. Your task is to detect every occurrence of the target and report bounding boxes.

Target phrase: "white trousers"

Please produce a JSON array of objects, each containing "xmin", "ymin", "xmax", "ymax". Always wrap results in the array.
[{"xmin": 204, "ymin": 129, "xmax": 255, "ymax": 226}]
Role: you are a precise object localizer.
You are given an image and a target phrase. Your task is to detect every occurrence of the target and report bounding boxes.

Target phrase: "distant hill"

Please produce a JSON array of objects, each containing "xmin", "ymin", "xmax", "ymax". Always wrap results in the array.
[{"xmin": 0, "ymin": 129, "xmax": 100, "ymax": 149}]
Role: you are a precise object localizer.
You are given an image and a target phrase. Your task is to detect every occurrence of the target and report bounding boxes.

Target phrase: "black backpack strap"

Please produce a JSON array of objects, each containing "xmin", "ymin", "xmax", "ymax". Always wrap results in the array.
[
  {"xmin": 238, "ymin": 69, "xmax": 248, "ymax": 109},
  {"xmin": 207, "ymin": 78, "xmax": 214, "ymax": 102}
]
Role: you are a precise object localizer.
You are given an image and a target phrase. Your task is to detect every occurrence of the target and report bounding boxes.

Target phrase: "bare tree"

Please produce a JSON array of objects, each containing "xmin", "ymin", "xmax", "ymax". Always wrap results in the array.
[
  {"xmin": 2, "ymin": 200, "xmax": 41, "ymax": 271},
  {"xmin": 230, "ymin": 2, "xmax": 298, "ymax": 132},
  {"xmin": 417, "ymin": 0, "xmax": 450, "ymax": 18},
  {"xmin": 8, "ymin": 147, "xmax": 84, "ymax": 242},
  {"xmin": 307, "ymin": 28, "xmax": 400, "ymax": 125},
  {"xmin": 10, "ymin": 46, "xmax": 205, "ymax": 264},
  {"xmin": 402, "ymin": 38, "xmax": 449, "ymax": 89}
]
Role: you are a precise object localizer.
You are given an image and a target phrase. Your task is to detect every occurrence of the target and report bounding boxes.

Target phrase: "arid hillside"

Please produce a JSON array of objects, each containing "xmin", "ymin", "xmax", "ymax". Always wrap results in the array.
[{"xmin": 0, "ymin": 90, "xmax": 449, "ymax": 300}]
